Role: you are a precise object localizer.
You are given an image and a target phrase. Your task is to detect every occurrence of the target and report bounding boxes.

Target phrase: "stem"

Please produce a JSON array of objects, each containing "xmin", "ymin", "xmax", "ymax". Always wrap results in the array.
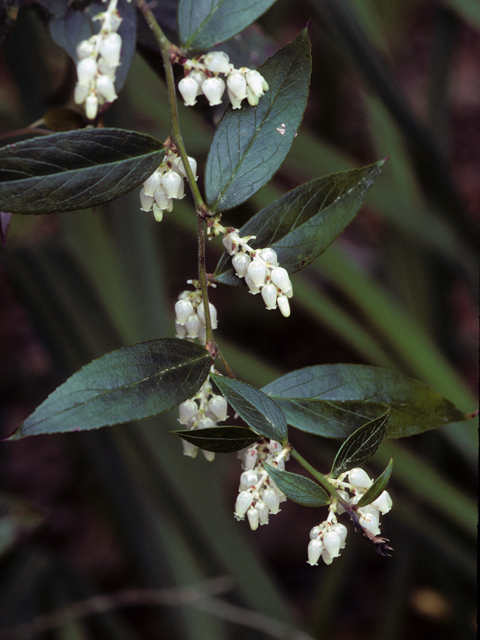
[
  {"xmin": 291, "ymin": 449, "xmax": 345, "ymax": 504},
  {"xmin": 197, "ymin": 215, "xmax": 214, "ymax": 351}
]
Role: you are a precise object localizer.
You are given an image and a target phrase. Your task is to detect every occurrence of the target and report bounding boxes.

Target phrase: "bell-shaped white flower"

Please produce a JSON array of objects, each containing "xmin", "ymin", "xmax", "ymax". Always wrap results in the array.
[
  {"xmin": 178, "ymin": 76, "xmax": 198, "ymax": 106},
  {"xmin": 247, "ymin": 506, "xmax": 259, "ymax": 531},
  {"xmin": 358, "ymin": 506, "xmax": 380, "ymax": 535},
  {"xmin": 307, "ymin": 539, "xmax": 324, "ymax": 566},
  {"xmin": 335, "ymin": 490, "xmax": 350, "ymax": 514},
  {"xmin": 245, "ymin": 275, "xmax": 261, "ymax": 294},
  {"xmin": 143, "ymin": 170, "xmax": 164, "ymax": 196},
  {"xmin": 99, "ymin": 32, "xmax": 122, "ymax": 68},
  {"xmin": 246, "ymin": 70, "xmax": 265, "ymax": 97},
  {"xmin": 222, "ymin": 233, "xmax": 240, "ymax": 255},
  {"xmin": 227, "ymin": 88, "xmax": 243, "ymax": 110},
  {"xmin": 96, "ymin": 74, "xmax": 117, "ymax": 102},
  {"xmin": 231, "ymin": 252, "xmax": 251, "ymax": 277},
  {"xmin": 202, "ymin": 76, "xmax": 225, "ymax": 106},
  {"xmin": 197, "ymin": 302, "xmax": 218, "ymax": 329},
  {"xmin": 323, "ymin": 530, "xmax": 342, "ymax": 558},
  {"xmin": 162, "ymin": 170, "xmax": 183, "ymax": 199},
  {"xmin": 77, "ymin": 39, "xmax": 96, "ymax": 60},
  {"xmin": 227, "ymin": 72, "xmax": 247, "ymax": 100},
  {"xmin": 259, "ymin": 248, "xmax": 278, "ymax": 266},
  {"xmin": 197, "ymin": 417, "xmax": 216, "ymax": 429},
  {"xmin": 154, "ymin": 186, "xmax": 173, "ymax": 211},
  {"xmin": 239, "ymin": 471, "xmax": 258, "ymax": 491},
  {"xmin": 321, "ymin": 550, "xmax": 334, "ymax": 565},
  {"xmin": 261, "ymin": 283, "xmax": 278, "ymax": 310},
  {"xmin": 178, "ymin": 399, "xmax": 198, "ymax": 425},
  {"xmin": 271, "ymin": 266, "xmax": 292, "ymax": 292},
  {"xmin": 283, "ymin": 286, "xmax": 293, "ymax": 299},
  {"xmin": 332, "ymin": 523, "xmax": 348, "ymax": 548},
  {"xmin": 98, "ymin": 57, "xmax": 116, "ymax": 78},
  {"xmin": 246, "ymin": 86, "xmax": 259, "ymax": 106},
  {"xmin": 277, "ymin": 295, "xmax": 291, "ymax": 317},
  {"xmin": 185, "ymin": 314, "xmax": 201, "ymax": 339},
  {"xmin": 77, "ymin": 57, "xmax": 98, "ymax": 85},
  {"xmin": 85, "ymin": 94, "xmax": 98, "ymax": 120},
  {"xmin": 189, "ymin": 68, "xmax": 207, "ymax": 95},
  {"xmin": 235, "ymin": 491, "xmax": 252, "ymax": 519},
  {"xmin": 262, "ymin": 488, "xmax": 280, "ymax": 514},
  {"xmin": 174, "ymin": 155, "xmax": 197, "ymax": 180},
  {"xmin": 175, "ymin": 321, "xmax": 187, "ymax": 338},
  {"xmin": 348, "ymin": 468, "xmax": 372, "ymax": 490},
  {"xmin": 310, "ymin": 525, "xmax": 323, "ymax": 540},
  {"xmin": 208, "ymin": 395, "xmax": 228, "ymax": 421},
  {"xmin": 247, "ymin": 259, "xmax": 267, "ymax": 287},
  {"xmin": 74, "ymin": 83, "xmax": 90, "ymax": 105},
  {"xmin": 175, "ymin": 299, "xmax": 194, "ymax": 325},
  {"xmin": 256, "ymin": 500, "xmax": 269, "ymax": 525},
  {"xmin": 243, "ymin": 448, "xmax": 258, "ymax": 470},
  {"xmin": 372, "ymin": 490, "xmax": 393, "ymax": 515},
  {"xmin": 139, "ymin": 188, "xmax": 154, "ymax": 212},
  {"xmin": 203, "ymin": 51, "xmax": 231, "ymax": 74}
]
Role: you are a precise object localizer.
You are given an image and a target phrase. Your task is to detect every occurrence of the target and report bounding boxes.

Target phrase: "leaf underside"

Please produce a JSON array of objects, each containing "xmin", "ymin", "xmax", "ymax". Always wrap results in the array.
[{"xmin": 174, "ymin": 426, "xmax": 260, "ymax": 453}]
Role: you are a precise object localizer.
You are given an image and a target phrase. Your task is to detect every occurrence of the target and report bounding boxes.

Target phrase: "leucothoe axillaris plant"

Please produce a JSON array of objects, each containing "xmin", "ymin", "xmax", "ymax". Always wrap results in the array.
[{"xmin": 1, "ymin": 0, "xmax": 474, "ymax": 570}]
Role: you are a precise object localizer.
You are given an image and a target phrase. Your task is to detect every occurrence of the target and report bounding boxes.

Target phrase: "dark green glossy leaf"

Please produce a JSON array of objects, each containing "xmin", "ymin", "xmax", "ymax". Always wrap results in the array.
[
  {"xmin": 331, "ymin": 409, "xmax": 390, "ymax": 477},
  {"xmin": 178, "ymin": 0, "xmax": 277, "ymax": 51},
  {"xmin": 262, "ymin": 364, "xmax": 469, "ymax": 439},
  {"xmin": 205, "ymin": 29, "xmax": 311, "ymax": 213},
  {"xmin": 174, "ymin": 426, "xmax": 260, "ymax": 453},
  {"xmin": 49, "ymin": 0, "xmax": 136, "ymax": 92},
  {"xmin": 215, "ymin": 161, "xmax": 385, "ymax": 283},
  {"xmin": 263, "ymin": 464, "xmax": 330, "ymax": 507},
  {"xmin": 0, "ymin": 129, "xmax": 164, "ymax": 214},
  {"xmin": 211, "ymin": 374, "xmax": 288, "ymax": 443},
  {"xmin": 9, "ymin": 339, "xmax": 211, "ymax": 439},
  {"xmin": 357, "ymin": 458, "xmax": 393, "ymax": 508}
]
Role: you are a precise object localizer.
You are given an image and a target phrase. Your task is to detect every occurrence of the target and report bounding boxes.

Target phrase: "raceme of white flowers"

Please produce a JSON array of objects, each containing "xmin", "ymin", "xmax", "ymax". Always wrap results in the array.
[
  {"xmin": 177, "ymin": 375, "xmax": 228, "ymax": 462},
  {"xmin": 177, "ymin": 51, "xmax": 269, "ymax": 110},
  {"xmin": 234, "ymin": 440, "xmax": 289, "ymax": 530},
  {"xmin": 74, "ymin": 0, "xmax": 130, "ymax": 120},
  {"xmin": 174, "ymin": 286, "xmax": 217, "ymax": 344},
  {"xmin": 307, "ymin": 467, "xmax": 393, "ymax": 567},
  {"xmin": 140, "ymin": 149, "xmax": 198, "ymax": 221},
  {"xmin": 214, "ymin": 224, "xmax": 293, "ymax": 317}
]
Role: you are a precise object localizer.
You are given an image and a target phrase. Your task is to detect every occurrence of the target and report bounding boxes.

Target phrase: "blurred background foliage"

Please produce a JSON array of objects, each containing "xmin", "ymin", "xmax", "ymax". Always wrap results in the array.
[{"xmin": 0, "ymin": 0, "xmax": 478, "ymax": 638}]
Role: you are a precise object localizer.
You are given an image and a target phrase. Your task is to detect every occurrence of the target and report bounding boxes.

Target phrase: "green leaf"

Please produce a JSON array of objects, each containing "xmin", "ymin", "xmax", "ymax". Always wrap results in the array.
[
  {"xmin": 262, "ymin": 364, "xmax": 469, "ymax": 439},
  {"xmin": 331, "ymin": 408, "xmax": 390, "ymax": 477},
  {"xmin": 0, "ymin": 129, "xmax": 164, "ymax": 214},
  {"xmin": 211, "ymin": 374, "xmax": 288, "ymax": 443},
  {"xmin": 215, "ymin": 161, "xmax": 385, "ymax": 283},
  {"xmin": 356, "ymin": 458, "xmax": 393, "ymax": 508},
  {"xmin": 9, "ymin": 339, "xmax": 211, "ymax": 439},
  {"xmin": 205, "ymin": 29, "xmax": 311, "ymax": 213},
  {"xmin": 263, "ymin": 464, "xmax": 331, "ymax": 507},
  {"xmin": 178, "ymin": 0, "xmax": 278, "ymax": 51},
  {"xmin": 174, "ymin": 426, "xmax": 260, "ymax": 453}
]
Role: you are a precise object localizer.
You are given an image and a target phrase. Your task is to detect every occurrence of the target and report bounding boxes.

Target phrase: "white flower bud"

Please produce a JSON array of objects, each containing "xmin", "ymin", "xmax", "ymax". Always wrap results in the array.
[
  {"xmin": 74, "ymin": 83, "xmax": 90, "ymax": 105},
  {"xmin": 162, "ymin": 170, "xmax": 183, "ymax": 199},
  {"xmin": 222, "ymin": 233, "xmax": 240, "ymax": 255},
  {"xmin": 154, "ymin": 186, "xmax": 172, "ymax": 211},
  {"xmin": 245, "ymin": 275, "xmax": 260, "ymax": 294},
  {"xmin": 96, "ymin": 74, "xmax": 117, "ymax": 102},
  {"xmin": 175, "ymin": 299, "xmax": 194, "ymax": 325},
  {"xmin": 179, "ymin": 399, "xmax": 198, "ymax": 425},
  {"xmin": 197, "ymin": 417, "xmax": 216, "ymax": 429},
  {"xmin": 262, "ymin": 488, "xmax": 280, "ymax": 514},
  {"xmin": 99, "ymin": 32, "xmax": 122, "ymax": 67},
  {"xmin": 174, "ymin": 155, "xmax": 197, "ymax": 180},
  {"xmin": 235, "ymin": 491, "xmax": 252, "ymax": 519},
  {"xmin": 85, "ymin": 94, "xmax": 98, "ymax": 120},
  {"xmin": 189, "ymin": 68, "xmax": 207, "ymax": 95},
  {"xmin": 246, "ymin": 86, "xmax": 259, "ymax": 106},
  {"xmin": 197, "ymin": 302, "xmax": 218, "ymax": 329},
  {"xmin": 310, "ymin": 525, "xmax": 323, "ymax": 540},
  {"xmin": 283, "ymin": 286, "xmax": 293, "ymax": 299},
  {"xmin": 182, "ymin": 440, "xmax": 198, "ymax": 457},
  {"xmin": 247, "ymin": 259, "xmax": 267, "ymax": 286},
  {"xmin": 348, "ymin": 468, "xmax": 372, "ymax": 489},
  {"xmin": 307, "ymin": 539, "xmax": 324, "ymax": 565},
  {"xmin": 358, "ymin": 506, "xmax": 380, "ymax": 535},
  {"xmin": 77, "ymin": 57, "xmax": 98, "ymax": 85},
  {"xmin": 175, "ymin": 321, "xmax": 187, "ymax": 338},
  {"xmin": 247, "ymin": 506, "xmax": 259, "ymax": 531},
  {"xmin": 202, "ymin": 449, "xmax": 215, "ymax": 462},
  {"xmin": 332, "ymin": 523, "xmax": 348, "ymax": 548},
  {"xmin": 372, "ymin": 490, "xmax": 393, "ymax": 515},
  {"xmin": 185, "ymin": 314, "xmax": 201, "ymax": 338},
  {"xmin": 277, "ymin": 295, "xmax": 291, "ymax": 317},
  {"xmin": 261, "ymin": 283, "xmax": 278, "ymax": 310},
  {"xmin": 227, "ymin": 88, "xmax": 243, "ymax": 109},
  {"xmin": 208, "ymin": 395, "xmax": 228, "ymax": 421},
  {"xmin": 203, "ymin": 51, "xmax": 231, "ymax": 74},
  {"xmin": 139, "ymin": 188, "xmax": 154, "ymax": 211},
  {"xmin": 178, "ymin": 76, "xmax": 198, "ymax": 106},
  {"xmin": 202, "ymin": 76, "xmax": 225, "ymax": 106},
  {"xmin": 256, "ymin": 500, "xmax": 269, "ymax": 525},
  {"xmin": 143, "ymin": 170, "xmax": 164, "ymax": 196},
  {"xmin": 246, "ymin": 70, "xmax": 265, "ymax": 97},
  {"xmin": 227, "ymin": 72, "xmax": 247, "ymax": 100},
  {"xmin": 239, "ymin": 471, "xmax": 258, "ymax": 491},
  {"xmin": 259, "ymin": 248, "xmax": 278, "ymax": 266},
  {"xmin": 271, "ymin": 266, "xmax": 292, "ymax": 292},
  {"xmin": 232, "ymin": 252, "xmax": 251, "ymax": 277},
  {"xmin": 321, "ymin": 550, "xmax": 333, "ymax": 565},
  {"xmin": 243, "ymin": 448, "xmax": 258, "ymax": 470}
]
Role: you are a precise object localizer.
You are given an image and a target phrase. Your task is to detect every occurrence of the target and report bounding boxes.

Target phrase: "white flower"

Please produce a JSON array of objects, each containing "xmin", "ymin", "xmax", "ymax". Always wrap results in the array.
[
  {"xmin": 139, "ymin": 189, "xmax": 154, "ymax": 212},
  {"xmin": 261, "ymin": 284, "xmax": 278, "ymax": 310},
  {"xmin": 208, "ymin": 395, "xmax": 228, "ymax": 421},
  {"xmin": 256, "ymin": 500, "xmax": 269, "ymax": 525},
  {"xmin": 246, "ymin": 259, "xmax": 267, "ymax": 287},
  {"xmin": 99, "ymin": 32, "xmax": 122, "ymax": 67},
  {"xmin": 262, "ymin": 488, "xmax": 280, "ymax": 514},
  {"xmin": 202, "ymin": 76, "xmax": 225, "ymax": 106},
  {"xmin": 178, "ymin": 76, "xmax": 198, "ymax": 106},
  {"xmin": 270, "ymin": 266, "xmax": 292, "ymax": 292},
  {"xmin": 227, "ymin": 72, "xmax": 247, "ymax": 100},
  {"xmin": 96, "ymin": 74, "xmax": 117, "ymax": 102},
  {"xmin": 323, "ymin": 531, "xmax": 342, "ymax": 557},
  {"xmin": 247, "ymin": 506, "xmax": 259, "ymax": 531},
  {"xmin": 231, "ymin": 252, "xmax": 251, "ymax": 277},
  {"xmin": 348, "ymin": 468, "xmax": 372, "ymax": 490},
  {"xmin": 178, "ymin": 399, "xmax": 198, "ymax": 425},
  {"xmin": 77, "ymin": 57, "xmax": 98, "ymax": 85},
  {"xmin": 196, "ymin": 302, "xmax": 218, "ymax": 329},
  {"xmin": 307, "ymin": 539, "xmax": 324, "ymax": 566},
  {"xmin": 143, "ymin": 170, "xmax": 164, "ymax": 196},
  {"xmin": 85, "ymin": 94, "xmax": 98, "ymax": 120},
  {"xmin": 189, "ymin": 69, "xmax": 207, "ymax": 95},
  {"xmin": 235, "ymin": 491, "xmax": 253, "ymax": 519},
  {"xmin": 74, "ymin": 83, "xmax": 90, "ymax": 105},
  {"xmin": 246, "ymin": 70, "xmax": 266, "ymax": 97},
  {"xmin": 259, "ymin": 248, "xmax": 278, "ymax": 266},
  {"xmin": 162, "ymin": 170, "xmax": 184, "ymax": 199},
  {"xmin": 277, "ymin": 295, "xmax": 290, "ymax": 317},
  {"xmin": 371, "ymin": 491, "xmax": 393, "ymax": 515},
  {"xmin": 175, "ymin": 299, "xmax": 194, "ymax": 325},
  {"xmin": 203, "ymin": 51, "xmax": 231, "ymax": 74},
  {"xmin": 77, "ymin": 40, "xmax": 96, "ymax": 60},
  {"xmin": 185, "ymin": 314, "xmax": 201, "ymax": 339},
  {"xmin": 154, "ymin": 186, "xmax": 173, "ymax": 212}
]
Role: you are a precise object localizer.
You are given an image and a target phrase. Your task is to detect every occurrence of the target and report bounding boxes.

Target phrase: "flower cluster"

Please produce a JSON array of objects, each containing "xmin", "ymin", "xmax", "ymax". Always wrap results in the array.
[
  {"xmin": 307, "ymin": 467, "xmax": 393, "ymax": 566},
  {"xmin": 218, "ymin": 227, "xmax": 293, "ymax": 317},
  {"xmin": 73, "ymin": 0, "xmax": 127, "ymax": 120},
  {"xmin": 234, "ymin": 440, "xmax": 289, "ymax": 530},
  {"xmin": 177, "ymin": 51, "xmax": 269, "ymax": 109},
  {"xmin": 178, "ymin": 376, "xmax": 228, "ymax": 461},
  {"xmin": 174, "ymin": 287, "xmax": 218, "ymax": 344},
  {"xmin": 140, "ymin": 149, "xmax": 197, "ymax": 221}
]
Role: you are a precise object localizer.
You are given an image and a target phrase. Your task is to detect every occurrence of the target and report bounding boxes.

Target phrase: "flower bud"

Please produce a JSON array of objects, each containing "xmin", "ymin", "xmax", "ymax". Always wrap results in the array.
[
  {"xmin": 85, "ymin": 94, "xmax": 98, "ymax": 120},
  {"xmin": 222, "ymin": 233, "xmax": 239, "ymax": 255},
  {"xmin": 262, "ymin": 488, "xmax": 280, "ymax": 514},
  {"xmin": 271, "ymin": 266, "xmax": 292, "ymax": 292},
  {"xmin": 99, "ymin": 32, "xmax": 122, "ymax": 67},
  {"xmin": 185, "ymin": 314, "xmax": 201, "ymax": 339},
  {"xmin": 259, "ymin": 248, "xmax": 278, "ymax": 266},
  {"xmin": 179, "ymin": 399, "xmax": 198, "ymax": 425},
  {"xmin": 246, "ymin": 70, "xmax": 265, "ymax": 97},
  {"xmin": 227, "ymin": 72, "xmax": 247, "ymax": 100},
  {"xmin": 143, "ymin": 170, "xmax": 164, "ymax": 196},
  {"xmin": 208, "ymin": 395, "xmax": 228, "ymax": 421},
  {"xmin": 235, "ymin": 491, "xmax": 252, "ymax": 519},
  {"xmin": 96, "ymin": 74, "xmax": 117, "ymax": 102},
  {"xmin": 358, "ymin": 506, "xmax": 380, "ymax": 535},
  {"xmin": 139, "ymin": 188, "xmax": 154, "ymax": 212},
  {"xmin": 348, "ymin": 468, "xmax": 372, "ymax": 489},
  {"xmin": 307, "ymin": 539, "xmax": 323, "ymax": 566},
  {"xmin": 202, "ymin": 76, "xmax": 225, "ymax": 106},
  {"xmin": 178, "ymin": 76, "xmax": 198, "ymax": 106},
  {"xmin": 277, "ymin": 295, "xmax": 290, "ymax": 317},
  {"xmin": 203, "ymin": 51, "xmax": 231, "ymax": 74},
  {"xmin": 256, "ymin": 500, "xmax": 269, "ymax": 525},
  {"xmin": 232, "ymin": 252, "xmax": 251, "ymax": 277},
  {"xmin": 247, "ymin": 259, "xmax": 267, "ymax": 287},
  {"xmin": 175, "ymin": 299, "xmax": 194, "ymax": 325},
  {"xmin": 261, "ymin": 283, "xmax": 278, "ymax": 310},
  {"xmin": 162, "ymin": 170, "xmax": 183, "ymax": 199},
  {"xmin": 247, "ymin": 506, "xmax": 259, "ymax": 531},
  {"xmin": 283, "ymin": 286, "xmax": 293, "ymax": 299},
  {"xmin": 77, "ymin": 57, "xmax": 98, "ymax": 85}
]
